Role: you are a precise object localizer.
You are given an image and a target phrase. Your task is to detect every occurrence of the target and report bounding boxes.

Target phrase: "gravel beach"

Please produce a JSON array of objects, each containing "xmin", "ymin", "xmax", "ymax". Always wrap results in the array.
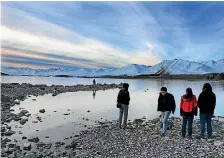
[{"xmin": 1, "ymin": 83, "xmax": 224, "ymax": 158}]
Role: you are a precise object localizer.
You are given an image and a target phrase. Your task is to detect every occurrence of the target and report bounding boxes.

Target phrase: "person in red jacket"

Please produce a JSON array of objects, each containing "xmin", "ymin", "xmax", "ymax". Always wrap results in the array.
[{"xmin": 180, "ymin": 87, "xmax": 198, "ymax": 138}]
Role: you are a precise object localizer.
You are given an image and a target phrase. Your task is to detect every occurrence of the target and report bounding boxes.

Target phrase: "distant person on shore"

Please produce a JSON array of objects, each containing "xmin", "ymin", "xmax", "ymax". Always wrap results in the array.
[
  {"xmin": 93, "ymin": 79, "xmax": 96, "ymax": 85},
  {"xmin": 198, "ymin": 83, "xmax": 216, "ymax": 139},
  {"xmin": 117, "ymin": 83, "xmax": 130, "ymax": 129},
  {"xmin": 157, "ymin": 87, "xmax": 176, "ymax": 137},
  {"xmin": 180, "ymin": 88, "xmax": 198, "ymax": 138}
]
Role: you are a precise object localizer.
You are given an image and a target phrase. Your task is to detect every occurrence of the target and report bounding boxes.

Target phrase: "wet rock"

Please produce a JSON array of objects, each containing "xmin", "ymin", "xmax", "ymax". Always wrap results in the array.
[
  {"xmin": 6, "ymin": 126, "xmax": 11, "ymax": 130},
  {"xmin": 28, "ymin": 137, "xmax": 40, "ymax": 143},
  {"xmin": 5, "ymin": 130, "xmax": 16, "ymax": 136},
  {"xmin": 22, "ymin": 136, "xmax": 27, "ymax": 139},
  {"xmin": 20, "ymin": 110, "xmax": 29, "ymax": 115},
  {"xmin": 2, "ymin": 138, "xmax": 11, "ymax": 143},
  {"xmin": 45, "ymin": 136, "xmax": 49, "ymax": 138},
  {"xmin": 63, "ymin": 113, "xmax": 70, "ymax": 115},
  {"xmin": 23, "ymin": 143, "xmax": 31, "ymax": 151},
  {"xmin": 20, "ymin": 118, "xmax": 28, "ymax": 125},
  {"xmin": 13, "ymin": 100, "xmax": 20, "ymax": 105},
  {"xmin": 8, "ymin": 143, "xmax": 16, "ymax": 148},
  {"xmin": 17, "ymin": 95, "xmax": 26, "ymax": 101},
  {"xmin": 39, "ymin": 109, "xmax": 45, "ymax": 113}
]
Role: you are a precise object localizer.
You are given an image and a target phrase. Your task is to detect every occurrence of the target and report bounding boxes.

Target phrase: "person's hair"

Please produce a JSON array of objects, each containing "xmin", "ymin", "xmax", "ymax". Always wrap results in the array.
[
  {"xmin": 160, "ymin": 87, "xmax": 167, "ymax": 92},
  {"xmin": 186, "ymin": 87, "xmax": 193, "ymax": 98},
  {"xmin": 123, "ymin": 83, "xmax": 129, "ymax": 89},
  {"xmin": 203, "ymin": 83, "xmax": 212, "ymax": 92}
]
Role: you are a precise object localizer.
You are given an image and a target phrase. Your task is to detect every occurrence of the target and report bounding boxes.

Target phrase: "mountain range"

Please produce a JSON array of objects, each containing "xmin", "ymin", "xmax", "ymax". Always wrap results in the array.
[{"xmin": 1, "ymin": 59, "xmax": 224, "ymax": 77}]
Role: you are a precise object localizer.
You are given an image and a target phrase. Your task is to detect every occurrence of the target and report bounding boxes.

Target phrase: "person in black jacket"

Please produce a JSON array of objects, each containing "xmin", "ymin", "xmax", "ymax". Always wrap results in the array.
[
  {"xmin": 157, "ymin": 87, "xmax": 176, "ymax": 136},
  {"xmin": 117, "ymin": 83, "xmax": 130, "ymax": 129},
  {"xmin": 198, "ymin": 83, "xmax": 216, "ymax": 139}
]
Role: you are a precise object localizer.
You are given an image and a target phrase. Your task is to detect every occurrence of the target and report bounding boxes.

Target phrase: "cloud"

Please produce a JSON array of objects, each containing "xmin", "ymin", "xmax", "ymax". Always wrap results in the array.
[{"xmin": 1, "ymin": 2, "xmax": 224, "ymax": 69}]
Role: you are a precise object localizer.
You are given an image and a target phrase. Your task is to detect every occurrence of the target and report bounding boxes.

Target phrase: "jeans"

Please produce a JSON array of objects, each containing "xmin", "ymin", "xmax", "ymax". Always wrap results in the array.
[
  {"xmin": 181, "ymin": 115, "xmax": 193, "ymax": 137},
  {"xmin": 200, "ymin": 113, "xmax": 213, "ymax": 137},
  {"xmin": 161, "ymin": 111, "xmax": 171, "ymax": 135},
  {"xmin": 119, "ymin": 104, "xmax": 129, "ymax": 129}
]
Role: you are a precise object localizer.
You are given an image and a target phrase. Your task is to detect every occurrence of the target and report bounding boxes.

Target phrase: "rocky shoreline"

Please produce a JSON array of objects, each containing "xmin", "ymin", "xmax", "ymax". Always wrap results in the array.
[
  {"xmin": 1, "ymin": 82, "xmax": 123, "ymax": 157},
  {"xmin": 1, "ymin": 83, "xmax": 224, "ymax": 158},
  {"xmin": 2, "ymin": 117, "xmax": 224, "ymax": 158},
  {"xmin": 1, "ymin": 83, "xmax": 123, "ymax": 124}
]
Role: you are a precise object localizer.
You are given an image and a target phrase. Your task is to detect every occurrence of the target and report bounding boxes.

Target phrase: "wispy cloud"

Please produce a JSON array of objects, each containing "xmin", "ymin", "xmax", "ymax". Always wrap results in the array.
[{"xmin": 1, "ymin": 2, "xmax": 224, "ymax": 69}]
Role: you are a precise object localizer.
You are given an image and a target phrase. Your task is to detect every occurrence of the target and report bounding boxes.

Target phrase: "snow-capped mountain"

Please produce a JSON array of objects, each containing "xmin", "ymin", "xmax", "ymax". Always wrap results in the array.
[
  {"xmin": 1, "ymin": 59, "xmax": 224, "ymax": 77},
  {"xmin": 110, "ymin": 64, "xmax": 150, "ymax": 76}
]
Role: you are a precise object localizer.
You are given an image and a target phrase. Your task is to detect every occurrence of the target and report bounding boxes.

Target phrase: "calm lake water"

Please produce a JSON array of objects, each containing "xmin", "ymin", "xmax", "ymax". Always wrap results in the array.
[{"xmin": 1, "ymin": 76, "xmax": 224, "ymax": 143}]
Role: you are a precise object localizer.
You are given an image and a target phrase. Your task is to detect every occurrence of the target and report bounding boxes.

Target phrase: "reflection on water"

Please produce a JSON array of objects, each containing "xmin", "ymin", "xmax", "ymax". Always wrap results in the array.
[
  {"xmin": 2, "ymin": 76, "xmax": 224, "ymax": 143},
  {"xmin": 93, "ymin": 90, "xmax": 96, "ymax": 99}
]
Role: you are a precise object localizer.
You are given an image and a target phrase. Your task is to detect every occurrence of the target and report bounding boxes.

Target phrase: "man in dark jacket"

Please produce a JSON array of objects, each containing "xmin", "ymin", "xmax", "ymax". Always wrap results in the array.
[
  {"xmin": 198, "ymin": 83, "xmax": 216, "ymax": 139},
  {"xmin": 157, "ymin": 87, "xmax": 176, "ymax": 136},
  {"xmin": 117, "ymin": 83, "xmax": 130, "ymax": 129}
]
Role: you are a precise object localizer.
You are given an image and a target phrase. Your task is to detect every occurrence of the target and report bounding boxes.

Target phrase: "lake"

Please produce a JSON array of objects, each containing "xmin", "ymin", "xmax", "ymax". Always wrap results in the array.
[{"xmin": 1, "ymin": 76, "xmax": 224, "ymax": 143}]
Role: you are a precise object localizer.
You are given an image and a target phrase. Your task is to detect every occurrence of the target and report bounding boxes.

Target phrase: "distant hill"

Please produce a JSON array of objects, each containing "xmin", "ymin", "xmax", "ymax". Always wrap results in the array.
[{"xmin": 1, "ymin": 59, "xmax": 224, "ymax": 77}]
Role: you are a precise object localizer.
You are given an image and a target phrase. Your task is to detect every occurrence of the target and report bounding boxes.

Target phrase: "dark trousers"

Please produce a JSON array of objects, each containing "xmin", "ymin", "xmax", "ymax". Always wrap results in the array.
[
  {"xmin": 200, "ymin": 113, "xmax": 213, "ymax": 137},
  {"xmin": 181, "ymin": 115, "xmax": 193, "ymax": 137}
]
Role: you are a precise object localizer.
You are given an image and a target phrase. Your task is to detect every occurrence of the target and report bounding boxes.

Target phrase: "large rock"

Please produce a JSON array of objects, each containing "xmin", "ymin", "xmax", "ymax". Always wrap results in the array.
[
  {"xmin": 5, "ymin": 130, "xmax": 16, "ymax": 136},
  {"xmin": 23, "ymin": 143, "xmax": 32, "ymax": 151},
  {"xmin": 20, "ymin": 110, "xmax": 29, "ymax": 115},
  {"xmin": 17, "ymin": 95, "xmax": 26, "ymax": 101},
  {"xmin": 39, "ymin": 109, "xmax": 45, "ymax": 113},
  {"xmin": 2, "ymin": 138, "xmax": 11, "ymax": 143},
  {"xmin": 8, "ymin": 143, "xmax": 16, "ymax": 148},
  {"xmin": 20, "ymin": 118, "xmax": 28, "ymax": 125},
  {"xmin": 28, "ymin": 137, "xmax": 40, "ymax": 143}
]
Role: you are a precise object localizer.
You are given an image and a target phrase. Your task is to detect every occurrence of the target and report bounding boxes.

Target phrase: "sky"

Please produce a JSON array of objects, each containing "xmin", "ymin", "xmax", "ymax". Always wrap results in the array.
[{"xmin": 1, "ymin": 1, "xmax": 224, "ymax": 69}]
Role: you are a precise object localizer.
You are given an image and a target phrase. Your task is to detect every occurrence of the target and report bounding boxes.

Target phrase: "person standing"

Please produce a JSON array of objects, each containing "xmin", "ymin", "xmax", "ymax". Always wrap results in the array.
[
  {"xmin": 157, "ymin": 87, "xmax": 176, "ymax": 137},
  {"xmin": 198, "ymin": 83, "xmax": 216, "ymax": 139},
  {"xmin": 117, "ymin": 83, "xmax": 130, "ymax": 129},
  {"xmin": 93, "ymin": 79, "xmax": 96, "ymax": 85},
  {"xmin": 180, "ymin": 88, "xmax": 198, "ymax": 138}
]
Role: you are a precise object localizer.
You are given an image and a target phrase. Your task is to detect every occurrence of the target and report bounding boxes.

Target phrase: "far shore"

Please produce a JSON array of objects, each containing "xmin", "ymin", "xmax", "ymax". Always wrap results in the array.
[{"xmin": 1, "ymin": 73, "xmax": 224, "ymax": 80}]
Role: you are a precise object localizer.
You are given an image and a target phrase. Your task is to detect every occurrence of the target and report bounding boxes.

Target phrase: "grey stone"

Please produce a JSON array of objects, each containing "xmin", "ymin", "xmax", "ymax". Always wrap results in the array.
[
  {"xmin": 20, "ymin": 118, "xmax": 28, "ymax": 125},
  {"xmin": 22, "ymin": 136, "xmax": 27, "ymax": 139},
  {"xmin": 28, "ymin": 137, "xmax": 39, "ymax": 143},
  {"xmin": 39, "ymin": 109, "xmax": 45, "ymax": 113},
  {"xmin": 23, "ymin": 143, "xmax": 31, "ymax": 151},
  {"xmin": 5, "ymin": 130, "xmax": 16, "ymax": 136}
]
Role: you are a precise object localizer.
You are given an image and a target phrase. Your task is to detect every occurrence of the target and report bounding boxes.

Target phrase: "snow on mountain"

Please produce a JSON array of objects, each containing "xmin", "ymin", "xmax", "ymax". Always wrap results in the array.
[
  {"xmin": 1, "ymin": 59, "xmax": 224, "ymax": 76},
  {"xmin": 110, "ymin": 64, "xmax": 150, "ymax": 76},
  {"xmin": 200, "ymin": 59, "xmax": 224, "ymax": 73}
]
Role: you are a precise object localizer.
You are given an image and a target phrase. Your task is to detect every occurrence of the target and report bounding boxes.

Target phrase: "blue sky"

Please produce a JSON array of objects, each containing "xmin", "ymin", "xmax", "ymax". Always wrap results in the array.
[{"xmin": 1, "ymin": 2, "xmax": 224, "ymax": 69}]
